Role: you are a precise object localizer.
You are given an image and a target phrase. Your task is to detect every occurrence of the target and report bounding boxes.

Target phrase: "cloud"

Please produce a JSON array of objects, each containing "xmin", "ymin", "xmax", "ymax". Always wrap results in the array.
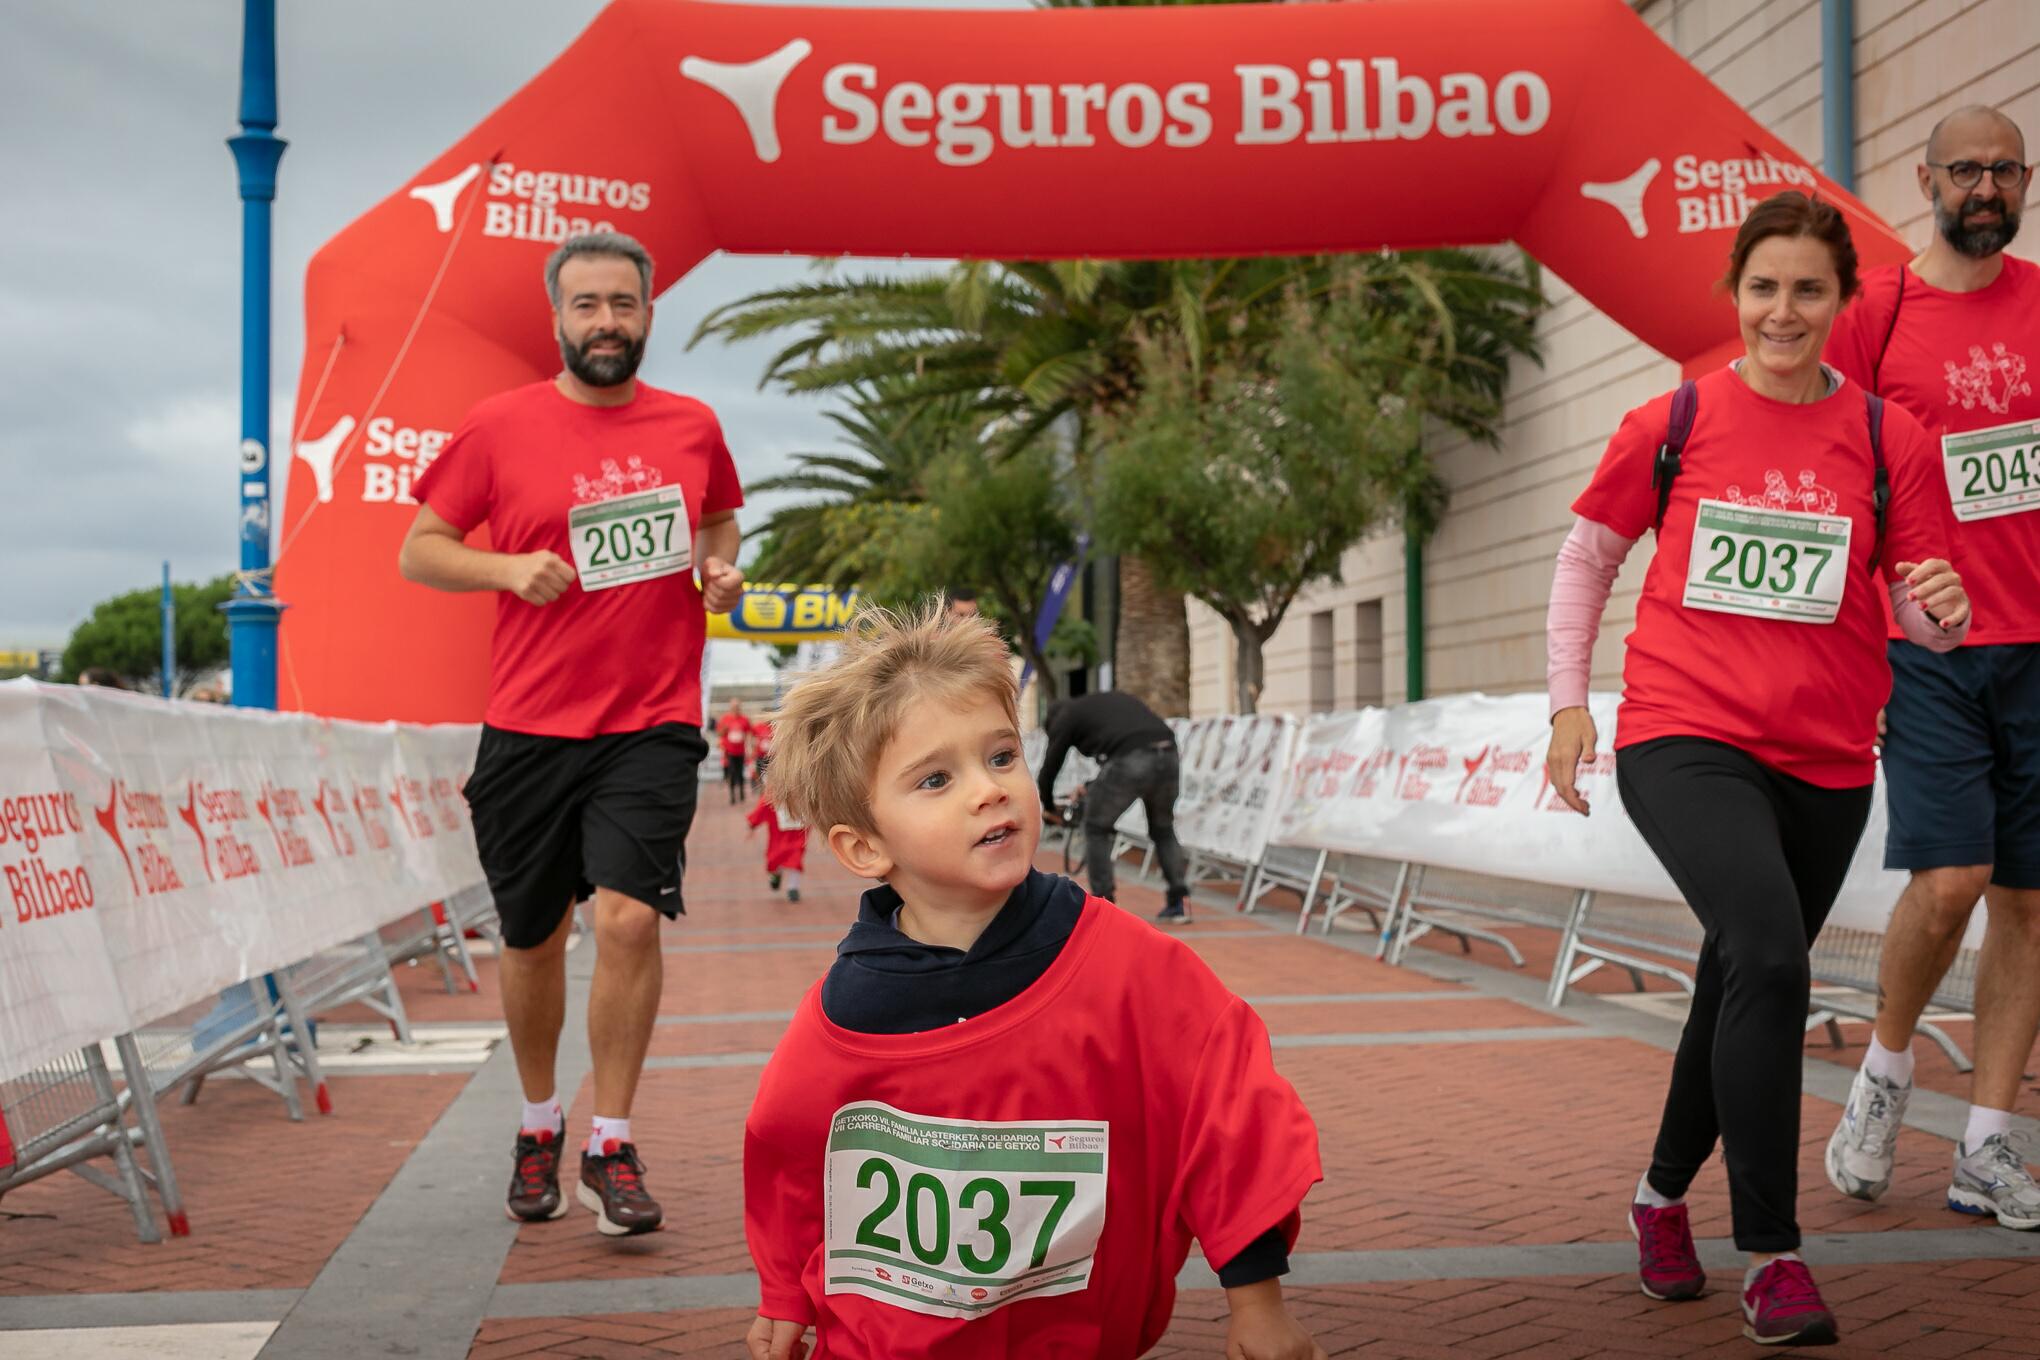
[{"xmin": 0, "ymin": 0, "xmax": 1018, "ymax": 653}]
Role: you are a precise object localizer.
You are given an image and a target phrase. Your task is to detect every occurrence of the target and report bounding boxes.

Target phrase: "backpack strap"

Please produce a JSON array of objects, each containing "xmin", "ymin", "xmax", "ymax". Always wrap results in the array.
[
  {"xmin": 1653, "ymin": 379, "xmax": 1700, "ymax": 533},
  {"xmin": 1866, "ymin": 389, "xmax": 1889, "ymax": 571},
  {"xmin": 1871, "ymin": 268, "xmax": 1907, "ymax": 391}
]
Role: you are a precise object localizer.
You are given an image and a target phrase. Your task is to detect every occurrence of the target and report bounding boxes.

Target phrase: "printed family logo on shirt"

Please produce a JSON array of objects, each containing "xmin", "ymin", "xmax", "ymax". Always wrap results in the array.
[
  {"xmin": 1945, "ymin": 342, "xmax": 2032, "ymax": 417},
  {"xmin": 822, "ymin": 1101, "xmax": 1109, "ymax": 1321},
  {"xmin": 1717, "ymin": 469, "xmax": 1839, "ymax": 515}
]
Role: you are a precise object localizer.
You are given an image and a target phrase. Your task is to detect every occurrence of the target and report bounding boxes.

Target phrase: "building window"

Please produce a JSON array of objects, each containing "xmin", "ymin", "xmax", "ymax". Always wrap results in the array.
[
  {"xmin": 1309, "ymin": 611, "xmax": 1335, "ymax": 713},
  {"xmin": 1353, "ymin": 601, "xmax": 1384, "ymax": 709}
]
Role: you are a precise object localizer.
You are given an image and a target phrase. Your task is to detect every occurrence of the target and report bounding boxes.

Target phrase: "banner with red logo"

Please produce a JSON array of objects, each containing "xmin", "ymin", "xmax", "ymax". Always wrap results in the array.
[
  {"xmin": 1269, "ymin": 692, "xmax": 1914, "ymax": 935},
  {"xmin": 280, "ymin": 0, "xmax": 1909, "ymax": 723},
  {"xmin": 0, "ymin": 682, "xmax": 483, "ymax": 1084}
]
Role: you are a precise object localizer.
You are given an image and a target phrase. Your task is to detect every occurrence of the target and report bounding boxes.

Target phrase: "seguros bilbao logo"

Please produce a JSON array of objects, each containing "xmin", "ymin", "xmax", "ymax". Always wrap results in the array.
[
  {"xmin": 1580, "ymin": 152, "xmax": 1818, "ymax": 240},
  {"xmin": 407, "ymin": 161, "xmax": 652, "ymax": 242}
]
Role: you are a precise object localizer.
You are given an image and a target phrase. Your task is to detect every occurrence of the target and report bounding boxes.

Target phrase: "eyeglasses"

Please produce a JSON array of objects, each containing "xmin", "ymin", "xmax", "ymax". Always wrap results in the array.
[{"xmin": 1926, "ymin": 159, "xmax": 2031, "ymax": 190}]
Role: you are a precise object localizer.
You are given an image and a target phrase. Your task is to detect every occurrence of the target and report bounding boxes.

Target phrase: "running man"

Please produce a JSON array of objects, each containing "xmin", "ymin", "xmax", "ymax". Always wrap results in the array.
[
  {"xmin": 1822, "ymin": 107, "xmax": 2040, "ymax": 1230},
  {"xmin": 399, "ymin": 231, "xmax": 746, "ymax": 1236}
]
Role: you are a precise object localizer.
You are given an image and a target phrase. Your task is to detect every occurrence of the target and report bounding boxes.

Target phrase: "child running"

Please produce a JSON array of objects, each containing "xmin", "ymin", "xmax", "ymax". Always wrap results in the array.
[
  {"xmin": 742, "ymin": 605, "xmax": 1326, "ymax": 1360},
  {"xmin": 747, "ymin": 790, "xmax": 810, "ymax": 902}
]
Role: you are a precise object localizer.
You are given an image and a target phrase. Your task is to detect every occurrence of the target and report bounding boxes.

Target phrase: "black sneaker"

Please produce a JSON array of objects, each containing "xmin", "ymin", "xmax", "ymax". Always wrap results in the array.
[
  {"xmin": 507, "ymin": 1127, "xmax": 568, "ymax": 1222},
  {"xmin": 769, "ymin": 872, "xmax": 782, "ymax": 890},
  {"xmin": 577, "ymin": 1140, "xmax": 663, "ymax": 1236},
  {"xmin": 787, "ymin": 888, "xmax": 801, "ymax": 902},
  {"xmin": 1155, "ymin": 898, "xmax": 1190, "ymax": 925}
]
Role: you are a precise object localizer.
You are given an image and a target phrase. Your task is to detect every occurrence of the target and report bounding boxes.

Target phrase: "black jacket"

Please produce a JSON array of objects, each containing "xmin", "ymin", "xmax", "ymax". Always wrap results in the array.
[{"xmin": 1036, "ymin": 692, "xmax": 1175, "ymax": 807}]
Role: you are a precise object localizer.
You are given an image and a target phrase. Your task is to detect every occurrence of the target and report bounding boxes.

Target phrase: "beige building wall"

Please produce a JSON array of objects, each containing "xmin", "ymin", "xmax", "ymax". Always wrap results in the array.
[{"xmin": 1189, "ymin": 0, "xmax": 2040, "ymax": 717}]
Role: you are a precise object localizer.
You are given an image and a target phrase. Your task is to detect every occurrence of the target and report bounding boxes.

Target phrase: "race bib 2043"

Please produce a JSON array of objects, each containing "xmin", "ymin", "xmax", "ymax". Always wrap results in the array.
[
  {"xmin": 568, "ymin": 485, "xmax": 689, "ymax": 591},
  {"xmin": 1942, "ymin": 419, "xmax": 2040, "ymax": 522},
  {"xmin": 1683, "ymin": 499, "xmax": 1852, "ymax": 624},
  {"xmin": 823, "ymin": 1101, "xmax": 1108, "ymax": 1321}
]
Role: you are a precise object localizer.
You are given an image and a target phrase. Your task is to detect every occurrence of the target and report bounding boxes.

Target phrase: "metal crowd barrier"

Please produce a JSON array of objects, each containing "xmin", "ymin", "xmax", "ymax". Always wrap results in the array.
[
  {"xmin": 0, "ymin": 889, "xmax": 501, "ymax": 1243},
  {"xmin": 1231, "ymin": 841, "xmax": 1975, "ymax": 1071}
]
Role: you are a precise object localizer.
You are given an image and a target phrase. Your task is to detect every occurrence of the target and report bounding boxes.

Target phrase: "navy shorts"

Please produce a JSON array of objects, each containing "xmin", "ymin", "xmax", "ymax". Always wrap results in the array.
[{"xmin": 1882, "ymin": 640, "xmax": 2040, "ymax": 888}]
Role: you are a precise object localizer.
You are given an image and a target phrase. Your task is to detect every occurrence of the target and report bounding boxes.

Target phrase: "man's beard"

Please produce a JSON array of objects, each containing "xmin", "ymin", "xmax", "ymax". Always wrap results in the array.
[
  {"xmin": 1936, "ymin": 194, "xmax": 2021, "ymax": 258},
  {"xmin": 559, "ymin": 328, "xmax": 646, "ymax": 387}
]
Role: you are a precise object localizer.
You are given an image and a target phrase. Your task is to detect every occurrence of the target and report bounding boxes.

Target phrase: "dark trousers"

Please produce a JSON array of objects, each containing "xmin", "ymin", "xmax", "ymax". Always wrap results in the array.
[
  {"xmin": 723, "ymin": 751, "xmax": 747, "ymax": 803},
  {"xmin": 1083, "ymin": 745, "xmax": 1191, "ymax": 905},
  {"xmin": 1616, "ymin": 737, "xmax": 1871, "ymax": 1252}
]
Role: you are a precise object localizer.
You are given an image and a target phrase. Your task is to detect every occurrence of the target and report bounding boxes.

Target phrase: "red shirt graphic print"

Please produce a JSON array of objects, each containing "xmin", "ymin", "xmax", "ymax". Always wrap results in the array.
[{"xmin": 415, "ymin": 380, "xmax": 743, "ymax": 738}]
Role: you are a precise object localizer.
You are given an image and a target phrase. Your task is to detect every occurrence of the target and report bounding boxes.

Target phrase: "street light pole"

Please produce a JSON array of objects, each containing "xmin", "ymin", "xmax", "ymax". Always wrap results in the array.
[{"xmin": 224, "ymin": 0, "xmax": 286, "ymax": 710}]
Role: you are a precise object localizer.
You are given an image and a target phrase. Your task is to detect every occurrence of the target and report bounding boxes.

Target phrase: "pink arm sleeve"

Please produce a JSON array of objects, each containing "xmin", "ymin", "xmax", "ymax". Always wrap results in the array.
[
  {"xmin": 1889, "ymin": 580, "xmax": 1968, "ymax": 651},
  {"xmin": 1547, "ymin": 517, "xmax": 1638, "ymax": 719}
]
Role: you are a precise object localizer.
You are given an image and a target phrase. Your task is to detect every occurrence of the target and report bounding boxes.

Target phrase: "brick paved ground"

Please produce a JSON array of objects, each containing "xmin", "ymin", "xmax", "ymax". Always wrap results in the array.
[{"xmin": 5, "ymin": 795, "xmax": 2037, "ymax": 1358}]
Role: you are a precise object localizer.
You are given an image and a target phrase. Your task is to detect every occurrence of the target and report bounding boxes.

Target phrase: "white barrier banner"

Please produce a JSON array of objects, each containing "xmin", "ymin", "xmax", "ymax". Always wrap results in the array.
[
  {"xmin": 1174, "ymin": 714, "xmax": 1296, "ymax": 866},
  {"xmin": 0, "ymin": 681, "xmax": 484, "ymax": 1083},
  {"xmin": 1270, "ymin": 692, "xmax": 1910, "ymax": 934}
]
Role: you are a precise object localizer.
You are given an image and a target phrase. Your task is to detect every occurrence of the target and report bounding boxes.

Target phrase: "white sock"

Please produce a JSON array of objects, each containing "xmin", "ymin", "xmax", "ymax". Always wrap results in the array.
[
  {"xmin": 1746, "ymin": 1251, "xmax": 1801, "ymax": 1285},
  {"xmin": 784, "ymin": 871, "xmax": 802, "ymax": 893},
  {"xmin": 1636, "ymin": 1172, "xmax": 1681, "ymax": 1208},
  {"xmin": 520, "ymin": 1097, "xmax": 563, "ymax": 1136},
  {"xmin": 1964, "ymin": 1105, "xmax": 2015, "ymax": 1152},
  {"xmin": 588, "ymin": 1115, "xmax": 632, "ymax": 1156},
  {"xmin": 1864, "ymin": 1035, "xmax": 1915, "ymax": 1086}
]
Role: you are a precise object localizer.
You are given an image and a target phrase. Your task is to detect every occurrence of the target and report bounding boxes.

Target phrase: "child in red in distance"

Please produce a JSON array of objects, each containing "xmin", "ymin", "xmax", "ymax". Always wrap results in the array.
[
  {"xmin": 743, "ymin": 606, "xmax": 1325, "ymax": 1360},
  {"xmin": 747, "ymin": 792, "xmax": 810, "ymax": 901}
]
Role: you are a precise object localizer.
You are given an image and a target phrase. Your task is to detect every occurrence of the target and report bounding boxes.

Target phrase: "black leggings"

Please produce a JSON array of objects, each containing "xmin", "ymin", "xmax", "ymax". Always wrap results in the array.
[{"xmin": 1616, "ymin": 737, "xmax": 1871, "ymax": 1253}]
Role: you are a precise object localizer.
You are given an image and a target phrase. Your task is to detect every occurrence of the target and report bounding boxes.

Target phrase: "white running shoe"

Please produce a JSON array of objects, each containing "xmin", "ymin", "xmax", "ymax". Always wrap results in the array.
[
  {"xmin": 1825, "ymin": 1065, "xmax": 1910, "ymax": 1201},
  {"xmin": 1948, "ymin": 1132, "xmax": 2040, "ymax": 1230}
]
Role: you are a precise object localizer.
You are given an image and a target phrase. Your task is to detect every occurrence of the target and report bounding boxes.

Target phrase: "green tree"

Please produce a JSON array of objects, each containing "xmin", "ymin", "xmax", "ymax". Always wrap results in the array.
[
  {"xmin": 1094, "ymin": 251, "xmax": 1543, "ymax": 712},
  {"xmin": 62, "ymin": 574, "xmax": 236, "ymax": 693}
]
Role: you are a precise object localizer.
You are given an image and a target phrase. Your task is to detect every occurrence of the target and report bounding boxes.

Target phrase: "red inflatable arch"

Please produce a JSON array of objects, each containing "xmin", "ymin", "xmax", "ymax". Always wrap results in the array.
[{"xmin": 281, "ymin": 0, "xmax": 1906, "ymax": 722}]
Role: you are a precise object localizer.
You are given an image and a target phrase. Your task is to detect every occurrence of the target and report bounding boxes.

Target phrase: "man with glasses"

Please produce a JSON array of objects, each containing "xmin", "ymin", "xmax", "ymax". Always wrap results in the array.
[{"xmin": 1824, "ymin": 107, "xmax": 2040, "ymax": 1230}]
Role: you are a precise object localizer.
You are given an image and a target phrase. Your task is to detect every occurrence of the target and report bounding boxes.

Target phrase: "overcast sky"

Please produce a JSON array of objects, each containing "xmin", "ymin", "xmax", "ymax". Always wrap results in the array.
[{"xmin": 0, "ymin": 0, "xmax": 1022, "ymax": 677}]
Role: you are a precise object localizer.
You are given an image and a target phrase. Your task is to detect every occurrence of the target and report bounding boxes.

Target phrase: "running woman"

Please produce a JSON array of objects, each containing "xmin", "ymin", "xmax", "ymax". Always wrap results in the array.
[
  {"xmin": 1544, "ymin": 192, "xmax": 1969, "ymax": 1346},
  {"xmin": 401, "ymin": 231, "xmax": 746, "ymax": 1237},
  {"xmin": 1821, "ymin": 107, "xmax": 2040, "ymax": 1230}
]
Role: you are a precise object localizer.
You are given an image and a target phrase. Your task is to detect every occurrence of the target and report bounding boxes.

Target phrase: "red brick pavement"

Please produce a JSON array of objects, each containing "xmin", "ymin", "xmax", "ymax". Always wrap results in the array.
[
  {"xmin": 5, "ymin": 795, "xmax": 2036, "ymax": 1359},
  {"xmin": 471, "ymin": 1259, "xmax": 2040, "ymax": 1359}
]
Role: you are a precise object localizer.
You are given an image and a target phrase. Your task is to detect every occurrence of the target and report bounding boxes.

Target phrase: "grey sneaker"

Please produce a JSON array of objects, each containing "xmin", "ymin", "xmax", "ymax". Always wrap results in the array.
[
  {"xmin": 1825, "ymin": 1065, "xmax": 1910, "ymax": 1201},
  {"xmin": 1949, "ymin": 1132, "xmax": 2040, "ymax": 1230}
]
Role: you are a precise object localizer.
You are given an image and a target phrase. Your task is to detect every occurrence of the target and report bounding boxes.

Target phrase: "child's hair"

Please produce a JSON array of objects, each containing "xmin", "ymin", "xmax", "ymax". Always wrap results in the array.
[{"xmin": 764, "ymin": 602, "xmax": 1020, "ymax": 835}]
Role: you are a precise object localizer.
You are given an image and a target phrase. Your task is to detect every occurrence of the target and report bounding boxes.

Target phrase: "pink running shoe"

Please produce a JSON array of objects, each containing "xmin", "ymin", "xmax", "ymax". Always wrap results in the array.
[
  {"xmin": 1629, "ymin": 1201, "xmax": 1705, "ymax": 1301},
  {"xmin": 1742, "ymin": 1257, "xmax": 1838, "ymax": 1346}
]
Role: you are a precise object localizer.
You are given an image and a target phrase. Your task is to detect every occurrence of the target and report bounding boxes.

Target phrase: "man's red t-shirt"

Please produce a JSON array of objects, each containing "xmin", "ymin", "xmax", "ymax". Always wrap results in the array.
[
  {"xmin": 1825, "ymin": 257, "xmax": 2040, "ymax": 645},
  {"xmin": 1573, "ymin": 365, "xmax": 1955, "ymax": 788},
  {"xmin": 752, "ymin": 720, "xmax": 775, "ymax": 759},
  {"xmin": 744, "ymin": 899, "xmax": 1321, "ymax": 1359},
  {"xmin": 717, "ymin": 711, "xmax": 753, "ymax": 755},
  {"xmin": 414, "ymin": 380, "xmax": 743, "ymax": 737}
]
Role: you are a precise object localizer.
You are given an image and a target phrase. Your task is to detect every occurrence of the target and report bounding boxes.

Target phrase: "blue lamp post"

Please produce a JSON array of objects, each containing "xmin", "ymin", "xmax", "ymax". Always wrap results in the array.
[{"xmin": 223, "ymin": 0, "xmax": 286, "ymax": 710}]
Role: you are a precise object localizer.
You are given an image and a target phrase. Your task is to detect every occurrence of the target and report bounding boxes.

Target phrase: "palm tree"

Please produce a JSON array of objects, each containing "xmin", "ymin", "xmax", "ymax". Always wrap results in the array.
[{"xmin": 694, "ymin": 256, "xmax": 1326, "ymax": 714}]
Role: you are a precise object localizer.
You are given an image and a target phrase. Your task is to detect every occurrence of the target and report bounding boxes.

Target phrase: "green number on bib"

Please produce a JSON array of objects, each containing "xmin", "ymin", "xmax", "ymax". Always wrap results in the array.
[
  {"xmin": 1705, "ymin": 535, "xmax": 1736, "ymax": 585},
  {"xmin": 655, "ymin": 512, "xmax": 676, "ymax": 553},
  {"xmin": 607, "ymin": 523, "xmax": 630, "ymax": 562},
  {"xmin": 958, "ymin": 1177, "xmax": 1012, "ymax": 1275},
  {"xmin": 1737, "ymin": 539, "xmax": 1766, "ymax": 589},
  {"xmin": 1803, "ymin": 545, "xmax": 1832, "ymax": 592},
  {"xmin": 1963, "ymin": 457, "xmax": 1986, "ymax": 498},
  {"xmin": 855, "ymin": 1158, "xmax": 902, "ymax": 1252},
  {"xmin": 582, "ymin": 528, "xmax": 608, "ymax": 566},
  {"xmin": 1767, "ymin": 542, "xmax": 1799, "ymax": 594},
  {"xmin": 2014, "ymin": 449, "xmax": 2032, "ymax": 486},
  {"xmin": 906, "ymin": 1172, "xmax": 951, "ymax": 1265},
  {"xmin": 1020, "ymin": 1179, "xmax": 1077, "ymax": 1269},
  {"xmin": 632, "ymin": 517, "xmax": 656, "ymax": 556}
]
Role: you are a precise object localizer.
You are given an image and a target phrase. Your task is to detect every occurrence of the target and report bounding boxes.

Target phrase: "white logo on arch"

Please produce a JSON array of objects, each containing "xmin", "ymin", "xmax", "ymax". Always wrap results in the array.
[
  {"xmin": 294, "ymin": 415, "xmax": 355, "ymax": 505},
  {"xmin": 1580, "ymin": 159, "xmax": 1659, "ymax": 239},
  {"xmin": 680, "ymin": 40, "xmax": 813, "ymax": 163},
  {"xmin": 408, "ymin": 163, "xmax": 482, "ymax": 232}
]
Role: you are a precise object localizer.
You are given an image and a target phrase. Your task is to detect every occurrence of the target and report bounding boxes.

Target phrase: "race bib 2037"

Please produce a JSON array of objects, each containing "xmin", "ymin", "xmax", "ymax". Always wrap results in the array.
[
  {"xmin": 823, "ymin": 1101, "xmax": 1108, "ymax": 1320},
  {"xmin": 568, "ymin": 485, "xmax": 689, "ymax": 591},
  {"xmin": 1683, "ymin": 499, "xmax": 1851, "ymax": 624}
]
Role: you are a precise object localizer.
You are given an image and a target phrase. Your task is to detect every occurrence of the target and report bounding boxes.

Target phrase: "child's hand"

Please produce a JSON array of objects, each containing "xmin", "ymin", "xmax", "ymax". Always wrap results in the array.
[
  {"xmin": 1223, "ymin": 1280, "xmax": 1327, "ymax": 1360},
  {"xmin": 745, "ymin": 1315, "xmax": 809, "ymax": 1360}
]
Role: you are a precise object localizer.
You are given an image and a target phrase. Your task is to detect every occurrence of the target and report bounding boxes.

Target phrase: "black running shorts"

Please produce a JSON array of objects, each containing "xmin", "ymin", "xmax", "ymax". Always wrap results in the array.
[{"xmin": 463, "ymin": 722, "xmax": 709, "ymax": 949}]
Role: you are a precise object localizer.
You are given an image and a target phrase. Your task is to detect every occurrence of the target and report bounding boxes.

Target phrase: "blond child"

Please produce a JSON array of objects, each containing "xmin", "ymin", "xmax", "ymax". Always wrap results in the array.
[{"xmin": 743, "ymin": 605, "xmax": 1326, "ymax": 1360}]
